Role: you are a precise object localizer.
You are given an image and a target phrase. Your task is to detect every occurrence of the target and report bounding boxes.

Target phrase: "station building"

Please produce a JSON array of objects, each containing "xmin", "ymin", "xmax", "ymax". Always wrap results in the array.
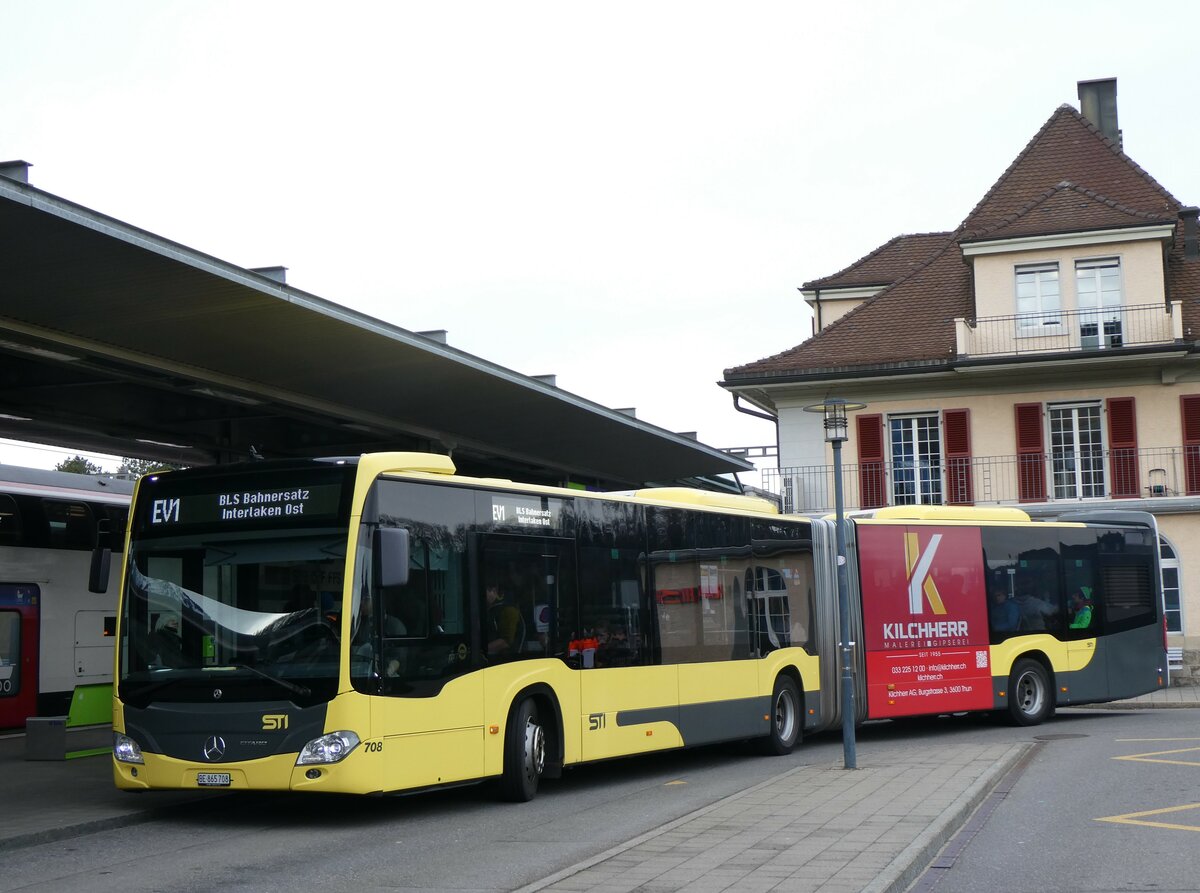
[{"xmin": 722, "ymin": 79, "xmax": 1200, "ymax": 678}]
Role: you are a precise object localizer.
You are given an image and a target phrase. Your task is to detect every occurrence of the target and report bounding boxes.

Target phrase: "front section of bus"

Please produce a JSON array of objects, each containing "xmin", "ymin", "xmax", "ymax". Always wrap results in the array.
[{"xmin": 112, "ymin": 459, "xmax": 370, "ymax": 793}]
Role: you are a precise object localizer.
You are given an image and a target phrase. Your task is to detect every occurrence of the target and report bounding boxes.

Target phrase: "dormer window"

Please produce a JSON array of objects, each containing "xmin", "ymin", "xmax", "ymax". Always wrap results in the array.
[
  {"xmin": 1075, "ymin": 257, "xmax": 1123, "ymax": 349},
  {"xmin": 1015, "ymin": 263, "xmax": 1061, "ymax": 333}
]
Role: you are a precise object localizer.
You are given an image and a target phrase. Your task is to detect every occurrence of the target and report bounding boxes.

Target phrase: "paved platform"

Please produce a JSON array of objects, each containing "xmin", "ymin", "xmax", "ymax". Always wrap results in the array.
[
  {"xmin": 1095, "ymin": 679, "xmax": 1200, "ymax": 708},
  {"xmin": 0, "ymin": 730, "xmax": 219, "ymax": 852},
  {"xmin": 1, "ymin": 683, "xmax": 1196, "ymax": 891},
  {"xmin": 519, "ymin": 741, "xmax": 1029, "ymax": 893}
]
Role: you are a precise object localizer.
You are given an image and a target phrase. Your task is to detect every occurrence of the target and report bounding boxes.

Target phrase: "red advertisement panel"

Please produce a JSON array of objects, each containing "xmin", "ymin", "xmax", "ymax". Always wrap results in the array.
[{"xmin": 857, "ymin": 525, "xmax": 992, "ymax": 718}]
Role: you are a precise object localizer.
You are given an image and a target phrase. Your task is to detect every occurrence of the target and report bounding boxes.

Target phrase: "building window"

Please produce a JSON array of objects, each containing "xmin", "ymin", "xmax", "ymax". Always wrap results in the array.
[
  {"xmin": 1048, "ymin": 402, "xmax": 1105, "ymax": 499},
  {"xmin": 1075, "ymin": 257, "xmax": 1123, "ymax": 349},
  {"xmin": 889, "ymin": 414, "xmax": 942, "ymax": 505},
  {"xmin": 1160, "ymin": 536, "xmax": 1183, "ymax": 634},
  {"xmin": 1015, "ymin": 263, "xmax": 1061, "ymax": 333}
]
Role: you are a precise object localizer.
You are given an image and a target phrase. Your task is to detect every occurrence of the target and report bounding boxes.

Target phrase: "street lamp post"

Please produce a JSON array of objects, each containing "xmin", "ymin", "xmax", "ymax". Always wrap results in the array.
[{"xmin": 803, "ymin": 397, "xmax": 866, "ymax": 770}]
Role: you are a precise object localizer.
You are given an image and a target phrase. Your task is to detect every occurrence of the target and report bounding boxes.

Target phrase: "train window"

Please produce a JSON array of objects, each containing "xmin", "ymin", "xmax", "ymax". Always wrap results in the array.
[
  {"xmin": 104, "ymin": 507, "xmax": 129, "ymax": 554},
  {"xmin": 43, "ymin": 500, "xmax": 95, "ymax": 550},
  {"xmin": 0, "ymin": 496, "xmax": 21, "ymax": 546}
]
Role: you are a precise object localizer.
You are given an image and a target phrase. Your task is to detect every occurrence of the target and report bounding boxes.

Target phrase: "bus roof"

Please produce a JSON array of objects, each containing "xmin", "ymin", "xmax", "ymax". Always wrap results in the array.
[
  {"xmin": 858, "ymin": 505, "xmax": 1032, "ymax": 523},
  {"xmin": 355, "ymin": 452, "xmax": 781, "ymax": 516}
]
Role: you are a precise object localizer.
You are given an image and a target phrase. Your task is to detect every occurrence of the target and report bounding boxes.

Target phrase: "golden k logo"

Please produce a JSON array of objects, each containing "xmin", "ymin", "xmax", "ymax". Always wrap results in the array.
[{"xmin": 905, "ymin": 532, "xmax": 947, "ymax": 615}]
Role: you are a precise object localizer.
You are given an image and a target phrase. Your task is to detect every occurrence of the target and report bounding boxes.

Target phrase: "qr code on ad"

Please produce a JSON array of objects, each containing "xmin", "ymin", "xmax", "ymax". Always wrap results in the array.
[{"xmin": 976, "ymin": 650, "xmax": 988, "ymax": 669}]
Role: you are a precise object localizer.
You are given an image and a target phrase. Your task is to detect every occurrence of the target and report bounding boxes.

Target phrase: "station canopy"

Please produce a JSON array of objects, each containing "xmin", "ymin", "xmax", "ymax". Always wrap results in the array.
[{"xmin": 0, "ymin": 167, "xmax": 750, "ymax": 490}]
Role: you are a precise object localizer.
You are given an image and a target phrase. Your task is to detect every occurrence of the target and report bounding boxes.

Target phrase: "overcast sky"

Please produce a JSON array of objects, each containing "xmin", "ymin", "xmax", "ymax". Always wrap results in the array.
[{"xmin": 3, "ymin": 1, "xmax": 1199, "ymax": 477}]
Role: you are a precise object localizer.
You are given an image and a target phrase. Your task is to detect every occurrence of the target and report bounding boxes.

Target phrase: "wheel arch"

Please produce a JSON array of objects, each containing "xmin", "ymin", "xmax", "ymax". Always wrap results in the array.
[
  {"xmin": 505, "ymin": 682, "xmax": 564, "ymax": 777},
  {"xmin": 775, "ymin": 664, "xmax": 805, "ymax": 719}
]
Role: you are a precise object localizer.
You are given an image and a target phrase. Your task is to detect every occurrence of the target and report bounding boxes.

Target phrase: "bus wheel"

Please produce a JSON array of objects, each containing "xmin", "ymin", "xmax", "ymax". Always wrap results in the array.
[
  {"xmin": 760, "ymin": 676, "xmax": 801, "ymax": 755},
  {"xmin": 1007, "ymin": 659, "xmax": 1054, "ymax": 726},
  {"xmin": 499, "ymin": 699, "xmax": 545, "ymax": 802}
]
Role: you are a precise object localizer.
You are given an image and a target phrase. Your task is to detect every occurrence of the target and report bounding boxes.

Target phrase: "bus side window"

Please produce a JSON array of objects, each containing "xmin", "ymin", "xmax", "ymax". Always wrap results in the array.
[
  {"xmin": 577, "ymin": 540, "xmax": 645, "ymax": 667},
  {"xmin": 750, "ymin": 522, "xmax": 815, "ymax": 655},
  {"xmin": 1096, "ymin": 529, "xmax": 1157, "ymax": 635}
]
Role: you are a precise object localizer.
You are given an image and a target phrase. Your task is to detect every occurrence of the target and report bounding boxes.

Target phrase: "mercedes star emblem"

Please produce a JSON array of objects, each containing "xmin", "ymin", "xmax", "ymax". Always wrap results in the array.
[
  {"xmin": 213, "ymin": 688, "xmax": 223, "ymax": 700},
  {"xmin": 203, "ymin": 735, "xmax": 226, "ymax": 761}
]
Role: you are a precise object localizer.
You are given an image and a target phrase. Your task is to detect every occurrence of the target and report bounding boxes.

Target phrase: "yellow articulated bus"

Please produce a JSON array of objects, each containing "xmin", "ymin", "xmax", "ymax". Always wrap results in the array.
[{"xmin": 107, "ymin": 453, "xmax": 1166, "ymax": 799}]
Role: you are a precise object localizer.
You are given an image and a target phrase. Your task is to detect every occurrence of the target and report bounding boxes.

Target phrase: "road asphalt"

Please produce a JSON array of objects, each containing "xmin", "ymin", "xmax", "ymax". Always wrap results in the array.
[{"xmin": 2, "ymin": 683, "xmax": 1195, "ymax": 892}]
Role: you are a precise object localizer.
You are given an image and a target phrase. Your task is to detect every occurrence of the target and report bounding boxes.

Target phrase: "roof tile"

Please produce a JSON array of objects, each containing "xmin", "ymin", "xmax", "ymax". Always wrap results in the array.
[
  {"xmin": 802, "ymin": 232, "xmax": 951, "ymax": 290},
  {"xmin": 725, "ymin": 103, "xmax": 1198, "ymax": 382}
]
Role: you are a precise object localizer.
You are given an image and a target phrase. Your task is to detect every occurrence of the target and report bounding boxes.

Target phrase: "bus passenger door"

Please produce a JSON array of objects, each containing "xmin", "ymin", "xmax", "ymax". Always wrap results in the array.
[
  {"xmin": 677, "ymin": 565, "xmax": 759, "ymax": 745},
  {"xmin": 0, "ymin": 585, "xmax": 39, "ymax": 729},
  {"xmin": 479, "ymin": 535, "xmax": 582, "ymax": 771}
]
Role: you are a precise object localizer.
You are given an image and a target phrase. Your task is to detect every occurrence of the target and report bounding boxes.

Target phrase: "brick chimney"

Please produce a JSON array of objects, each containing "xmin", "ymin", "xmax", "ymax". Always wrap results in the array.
[{"xmin": 1181, "ymin": 207, "xmax": 1199, "ymax": 261}]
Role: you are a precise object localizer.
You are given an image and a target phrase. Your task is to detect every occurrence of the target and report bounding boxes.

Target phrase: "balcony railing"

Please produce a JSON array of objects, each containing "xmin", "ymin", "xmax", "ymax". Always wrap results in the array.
[
  {"xmin": 763, "ymin": 446, "xmax": 1195, "ymax": 515},
  {"xmin": 955, "ymin": 302, "xmax": 1183, "ymax": 359}
]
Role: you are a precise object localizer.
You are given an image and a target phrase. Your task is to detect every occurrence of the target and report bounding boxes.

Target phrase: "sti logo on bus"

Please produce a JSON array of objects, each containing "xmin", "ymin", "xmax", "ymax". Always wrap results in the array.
[
  {"xmin": 151, "ymin": 498, "xmax": 181, "ymax": 524},
  {"xmin": 905, "ymin": 532, "xmax": 946, "ymax": 615},
  {"xmin": 262, "ymin": 714, "xmax": 289, "ymax": 731}
]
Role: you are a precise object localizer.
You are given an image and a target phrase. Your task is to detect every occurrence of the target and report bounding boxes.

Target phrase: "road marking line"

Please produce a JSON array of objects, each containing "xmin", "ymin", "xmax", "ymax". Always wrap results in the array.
[
  {"xmin": 1097, "ymin": 803, "xmax": 1200, "ymax": 833},
  {"xmin": 1115, "ymin": 738, "xmax": 1200, "ymax": 742},
  {"xmin": 1113, "ymin": 745, "xmax": 1200, "ymax": 767}
]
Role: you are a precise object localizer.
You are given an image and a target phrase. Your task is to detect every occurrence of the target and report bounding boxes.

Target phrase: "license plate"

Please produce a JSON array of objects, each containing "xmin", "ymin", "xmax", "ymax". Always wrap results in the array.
[{"xmin": 196, "ymin": 772, "xmax": 231, "ymax": 787}]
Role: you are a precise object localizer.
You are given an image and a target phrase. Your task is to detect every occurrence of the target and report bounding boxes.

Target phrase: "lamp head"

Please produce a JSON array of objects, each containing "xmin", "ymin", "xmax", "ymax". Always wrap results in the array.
[{"xmin": 802, "ymin": 398, "xmax": 867, "ymax": 444}]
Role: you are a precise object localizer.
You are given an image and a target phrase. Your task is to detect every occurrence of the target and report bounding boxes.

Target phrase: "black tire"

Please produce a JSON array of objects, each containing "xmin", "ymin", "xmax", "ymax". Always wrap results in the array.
[
  {"xmin": 498, "ymin": 698, "xmax": 545, "ymax": 802},
  {"xmin": 760, "ymin": 676, "xmax": 802, "ymax": 755},
  {"xmin": 1007, "ymin": 658, "xmax": 1054, "ymax": 726}
]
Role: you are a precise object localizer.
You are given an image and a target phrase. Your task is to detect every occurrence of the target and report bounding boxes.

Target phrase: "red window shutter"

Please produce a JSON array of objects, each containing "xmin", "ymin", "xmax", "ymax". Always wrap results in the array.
[
  {"xmin": 1014, "ymin": 403, "xmax": 1045, "ymax": 502},
  {"xmin": 856, "ymin": 414, "xmax": 887, "ymax": 509},
  {"xmin": 1182, "ymin": 396, "xmax": 1200, "ymax": 495},
  {"xmin": 943, "ymin": 409, "xmax": 973, "ymax": 505},
  {"xmin": 1106, "ymin": 397, "xmax": 1138, "ymax": 498}
]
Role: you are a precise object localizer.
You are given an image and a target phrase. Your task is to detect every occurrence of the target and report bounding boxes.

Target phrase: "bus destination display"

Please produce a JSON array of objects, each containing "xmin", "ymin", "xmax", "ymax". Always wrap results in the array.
[{"xmin": 146, "ymin": 482, "xmax": 343, "ymax": 528}]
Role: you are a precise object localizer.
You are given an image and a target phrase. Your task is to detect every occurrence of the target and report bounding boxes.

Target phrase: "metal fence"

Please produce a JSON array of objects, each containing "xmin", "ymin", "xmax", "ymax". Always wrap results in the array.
[
  {"xmin": 957, "ymin": 303, "xmax": 1179, "ymax": 358},
  {"xmin": 762, "ymin": 447, "xmax": 1193, "ymax": 515}
]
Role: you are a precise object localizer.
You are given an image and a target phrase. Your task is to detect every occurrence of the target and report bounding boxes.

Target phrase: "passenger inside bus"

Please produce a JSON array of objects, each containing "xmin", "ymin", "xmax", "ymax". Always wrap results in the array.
[
  {"xmin": 485, "ymin": 583, "xmax": 525, "ymax": 657},
  {"xmin": 1069, "ymin": 587, "xmax": 1095, "ymax": 629},
  {"xmin": 988, "ymin": 588, "xmax": 1019, "ymax": 633},
  {"xmin": 1013, "ymin": 585, "xmax": 1058, "ymax": 631}
]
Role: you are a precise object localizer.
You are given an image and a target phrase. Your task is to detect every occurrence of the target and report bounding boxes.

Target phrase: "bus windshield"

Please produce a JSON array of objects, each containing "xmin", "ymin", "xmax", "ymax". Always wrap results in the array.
[{"xmin": 118, "ymin": 528, "xmax": 347, "ymax": 707}]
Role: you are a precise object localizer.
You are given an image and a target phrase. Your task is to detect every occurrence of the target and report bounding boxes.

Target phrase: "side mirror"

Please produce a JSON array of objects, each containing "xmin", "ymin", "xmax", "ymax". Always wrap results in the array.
[
  {"xmin": 88, "ymin": 547, "xmax": 112, "ymax": 593},
  {"xmin": 375, "ymin": 527, "xmax": 410, "ymax": 588}
]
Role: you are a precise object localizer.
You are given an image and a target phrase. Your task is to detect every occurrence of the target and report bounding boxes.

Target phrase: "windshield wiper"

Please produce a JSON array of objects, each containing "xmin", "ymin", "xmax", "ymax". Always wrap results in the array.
[
  {"xmin": 122, "ymin": 674, "xmax": 188, "ymax": 702},
  {"xmin": 210, "ymin": 664, "xmax": 312, "ymax": 698}
]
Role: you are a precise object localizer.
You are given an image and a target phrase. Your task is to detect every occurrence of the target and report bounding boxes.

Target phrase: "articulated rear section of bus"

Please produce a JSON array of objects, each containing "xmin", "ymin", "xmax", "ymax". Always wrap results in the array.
[{"xmin": 806, "ymin": 508, "xmax": 1166, "ymax": 732}]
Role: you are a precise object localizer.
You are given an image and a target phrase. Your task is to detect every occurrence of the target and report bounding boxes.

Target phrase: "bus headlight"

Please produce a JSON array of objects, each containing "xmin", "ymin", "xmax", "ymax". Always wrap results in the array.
[
  {"xmin": 113, "ymin": 732, "xmax": 145, "ymax": 764},
  {"xmin": 296, "ymin": 730, "xmax": 361, "ymax": 765}
]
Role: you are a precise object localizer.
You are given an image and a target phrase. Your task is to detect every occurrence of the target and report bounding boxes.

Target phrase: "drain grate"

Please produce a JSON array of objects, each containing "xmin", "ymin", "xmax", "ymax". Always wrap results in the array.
[{"xmin": 1033, "ymin": 733, "xmax": 1089, "ymax": 741}]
